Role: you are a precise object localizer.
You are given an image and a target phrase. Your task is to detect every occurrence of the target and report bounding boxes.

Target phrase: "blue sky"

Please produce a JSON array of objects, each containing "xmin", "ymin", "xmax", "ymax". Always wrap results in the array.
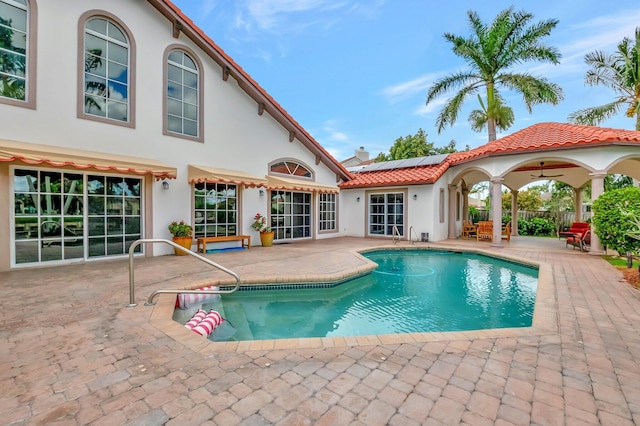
[{"xmin": 171, "ymin": 0, "xmax": 640, "ymax": 161}]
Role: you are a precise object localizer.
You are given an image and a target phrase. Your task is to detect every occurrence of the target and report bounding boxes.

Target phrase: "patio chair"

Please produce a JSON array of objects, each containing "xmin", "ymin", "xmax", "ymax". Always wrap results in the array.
[
  {"xmin": 462, "ymin": 220, "xmax": 477, "ymax": 239},
  {"xmin": 501, "ymin": 221, "xmax": 511, "ymax": 241},
  {"xmin": 476, "ymin": 221, "xmax": 493, "ymax": 242},
  {"xmin": 566, "ymin": 229, "xmax": 591, "ymax": 252}
]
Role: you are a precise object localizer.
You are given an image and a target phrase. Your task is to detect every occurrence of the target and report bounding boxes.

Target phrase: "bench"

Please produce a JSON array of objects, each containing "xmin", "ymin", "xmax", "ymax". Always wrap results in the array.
[{"xmin": 196, "ymin": 235, "xmax": 250, "ymax": 253}]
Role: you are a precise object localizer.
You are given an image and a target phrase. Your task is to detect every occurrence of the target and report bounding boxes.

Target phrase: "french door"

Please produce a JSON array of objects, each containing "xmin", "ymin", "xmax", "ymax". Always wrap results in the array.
[
  {"xmin": 369, "ymin": 192, "xmax": 404, "ymax": 236},
  {"xmin": 270, "ymin": 190, "xmax": 311, "ymax": 241}
]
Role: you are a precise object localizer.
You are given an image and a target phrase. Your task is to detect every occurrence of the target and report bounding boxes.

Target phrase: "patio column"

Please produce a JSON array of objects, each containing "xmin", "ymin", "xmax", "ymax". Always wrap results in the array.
[
  {"xmin": 448, "ymin": 184, "xmax": 457, "ymax": 239},
  {"xmin": 462, "ymin": 187, "xmax": 469, "ymax": 220},
  {"xmin": 574, "ymin": 187, "xmax": 583, "ymax": 222},
  {"xmin": 510, "ymin": 189, "xmax": 519, "ymax": 236},
  {"xmin": 589, "ymin": 172, "xmax": 606, "ymax": 255},
  {"xmin": 490, "ymin": 177, "xmax": 503, "ymax": 247}
]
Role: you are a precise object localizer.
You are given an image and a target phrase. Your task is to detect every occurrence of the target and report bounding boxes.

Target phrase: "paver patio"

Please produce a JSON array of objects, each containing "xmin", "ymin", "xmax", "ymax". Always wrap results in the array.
[{"xmin": 1, "ymin": 236, "xmax": 640, "ymax": 425}]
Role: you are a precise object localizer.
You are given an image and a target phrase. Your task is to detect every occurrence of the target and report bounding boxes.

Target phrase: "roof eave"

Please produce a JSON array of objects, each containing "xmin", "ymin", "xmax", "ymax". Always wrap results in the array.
[{"xmin": 146, "ymin": 0, "xmax": 351, "ymax": 182}]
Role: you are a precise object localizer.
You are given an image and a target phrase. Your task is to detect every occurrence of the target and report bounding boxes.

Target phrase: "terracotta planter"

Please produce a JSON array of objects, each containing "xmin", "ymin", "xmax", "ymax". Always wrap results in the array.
[
  {"xmin": 172, "ymin": 236, "xmax": 193, "ymax": 255},
  {"xmin": 259, "ymin": 231, "xmax": 274, "ymax": 247}
]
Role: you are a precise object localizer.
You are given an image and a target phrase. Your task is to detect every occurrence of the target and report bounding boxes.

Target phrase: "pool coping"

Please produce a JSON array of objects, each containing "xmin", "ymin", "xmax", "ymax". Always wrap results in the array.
[{"xmin": 148, "ymin": 244, "xmax": 557, "ymax": 353}]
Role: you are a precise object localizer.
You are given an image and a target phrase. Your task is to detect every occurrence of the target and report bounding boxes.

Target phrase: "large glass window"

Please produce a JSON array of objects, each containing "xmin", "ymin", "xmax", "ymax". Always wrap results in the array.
[
  {"xmin": 319, "ymin": 193, "xmax": 336, "ymax": 232},
  {"xmin": 369, "ymin": 192, "xmax": 404, "ymax": 236},
  {"xmin": 83, "ymin": 17, "xmax": 129, "ymax": 122},
  {"xmin": 87, "ymin": 175, "xmax": 141, "ymax": 258},
  {"xmin": 271, "ymin": 191, "xmax": 311, "ymax": 240},
  {"xmin": 12, "ymin": 169, "xmax": 142, "ymax": 265},
  {"xmin": 0, "ymin": 0, "xmax": 27, "ymax": 102},
  {"xmin": 193, "ymin": 182, "xmax": 237, "ymax": 238},
  {"xmin": 167, "ymin": 49, "xmax": 199, "ymax": 137}
]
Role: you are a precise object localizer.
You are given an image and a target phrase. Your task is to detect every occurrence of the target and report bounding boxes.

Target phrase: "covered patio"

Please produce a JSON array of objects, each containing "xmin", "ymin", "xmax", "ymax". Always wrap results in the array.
[{"xmin": 448, "ymin": 122, "xmax": 640, "ymax": 251}]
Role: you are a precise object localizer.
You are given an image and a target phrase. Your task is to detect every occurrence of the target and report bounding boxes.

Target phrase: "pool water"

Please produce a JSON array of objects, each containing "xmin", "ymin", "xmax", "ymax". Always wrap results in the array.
[{"xmin": 182, "ymin": 250, "xmax": 538, "ymax": 341}]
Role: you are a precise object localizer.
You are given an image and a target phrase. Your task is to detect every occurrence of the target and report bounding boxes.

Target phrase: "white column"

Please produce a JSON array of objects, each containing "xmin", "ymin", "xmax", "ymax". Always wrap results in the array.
[
  {"xmin": 462, "ymin": 187, "xmax": 469, "ymax": 221},
  {"xmin": 510, "ymin": 189, "xmax": 519, "ymax": 236},
  {"xmin": 490, "ymin": 177, "xmax": 503, "ymax": 247},
  {"xmin": 589, "ymin": 173, "xmax": 606, "ymax": 255},
  {"xmin": 448, "ymin": 184, "xmax": 457, "ymax": 239},
  {"xmin": 574, "ymin": 187, "xmax": 583, "ymax": 222}
]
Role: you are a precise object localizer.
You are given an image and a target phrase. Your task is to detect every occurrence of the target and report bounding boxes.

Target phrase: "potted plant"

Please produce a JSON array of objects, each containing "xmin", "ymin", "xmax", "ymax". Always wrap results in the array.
[
  {"xmin": 168, "ymin": 220, "xmax": 193, "ymax": 255},
  {"xmin": 251, "ymin": 213, "xmax": 274, "ymax": 247}
]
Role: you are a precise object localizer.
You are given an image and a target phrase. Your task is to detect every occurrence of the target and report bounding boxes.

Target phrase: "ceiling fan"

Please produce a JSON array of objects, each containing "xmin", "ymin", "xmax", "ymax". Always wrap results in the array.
[{"xmin": 530, "ymin": 161, "xmax": 564, "ymax": 179}]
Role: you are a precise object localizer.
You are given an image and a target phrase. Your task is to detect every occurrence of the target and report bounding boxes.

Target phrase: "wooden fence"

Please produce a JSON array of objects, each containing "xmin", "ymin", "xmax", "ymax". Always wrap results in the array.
[{"xmin": 470, "ymin": 210, "xmax": 592, "ymax": 230}]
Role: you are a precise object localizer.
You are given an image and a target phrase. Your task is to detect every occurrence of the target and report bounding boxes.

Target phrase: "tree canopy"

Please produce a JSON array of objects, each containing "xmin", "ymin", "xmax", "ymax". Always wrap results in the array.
[
  {"xmin": 568, "ymin": 27, "xmax": 640, "ymax": 130},
  {"xmin": 426, "ymin": 7, "xmax": 563, "ymax": 141},
  {"xmin": 375, "ymin": 128, "xmax": 460, "ymax": 162},
  {"xmin": 501, "ymin": 187, "xmax": 543, "ymax": 212}
]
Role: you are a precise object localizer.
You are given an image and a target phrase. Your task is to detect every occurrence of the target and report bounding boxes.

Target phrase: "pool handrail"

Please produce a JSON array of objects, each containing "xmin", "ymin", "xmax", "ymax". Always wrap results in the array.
[
  {"xmin": 392, "ymin": 225, "xmax": 401, "ymax": 245},
  {"xmin": 409, "ymin": 225, "xmax": 418, "ymax": 245},
  {"xmin": 127, "ymin": 238, "xmax": 241, "ymax": 307}
]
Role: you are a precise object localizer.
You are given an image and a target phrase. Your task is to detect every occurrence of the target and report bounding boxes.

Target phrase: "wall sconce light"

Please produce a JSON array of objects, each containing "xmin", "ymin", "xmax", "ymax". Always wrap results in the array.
[
  {"xmin": 356, "ymin": 197, "xmax": 360, "ymax": 202},
  {"xmin": 413, "ymin": 194, "xmax": 417, "ymax": 200},
  {"xmin": 259, "ymin": 189, "xmax": 265, "ymax": 196},
  {"xmin": 162, "ymin": 181, "xmax": 169, "ymax": 190}
]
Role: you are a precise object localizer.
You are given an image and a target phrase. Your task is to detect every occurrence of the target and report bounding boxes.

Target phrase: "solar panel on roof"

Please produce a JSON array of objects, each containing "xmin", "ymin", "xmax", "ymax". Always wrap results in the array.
[{"xmin": 355, "ymin": 154, "xmax": 449, "ymax": 173}]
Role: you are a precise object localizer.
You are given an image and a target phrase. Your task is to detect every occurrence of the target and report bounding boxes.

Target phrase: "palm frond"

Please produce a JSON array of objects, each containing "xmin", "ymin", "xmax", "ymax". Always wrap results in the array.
[{"xmin": 567, "ymin": 101, "xmax": 624, "ymax": 125}]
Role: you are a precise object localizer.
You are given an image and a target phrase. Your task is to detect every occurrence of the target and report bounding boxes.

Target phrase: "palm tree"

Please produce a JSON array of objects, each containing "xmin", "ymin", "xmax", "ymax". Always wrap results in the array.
[
  {"xmin": 568, "ymin": 27, "xmax": 640, "ymax": 130},
  {"xmin": 426, "ymin": 7, "xmax": 564, "ymax": 141}
]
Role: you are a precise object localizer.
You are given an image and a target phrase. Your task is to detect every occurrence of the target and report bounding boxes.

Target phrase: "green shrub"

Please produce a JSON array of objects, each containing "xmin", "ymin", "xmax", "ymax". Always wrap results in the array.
[
  {"xmin": 517, "ymin": 217, "xmax": 555, "ymax": 236},
  {"xmin": 592, "ymin": 187, "xmax": 640, "ymax": 255}
]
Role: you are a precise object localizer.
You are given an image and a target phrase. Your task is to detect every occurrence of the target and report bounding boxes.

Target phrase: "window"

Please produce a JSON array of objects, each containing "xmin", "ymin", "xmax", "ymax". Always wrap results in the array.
[
  {"xmin": 456, "ymin": 191, "xmax": 461, "ymax": 221},
  {"xmin": 270, "ymin": 160, "xmax": 312, "ymax": 178},
  {"xmin": 80, "ymin": 13, "xmax": 134, "ymax": 126},
  {"xmin": 166, "ymin": 49, "xmax": 200, "ymax": 139},
  {"xmin": 439, "ymin": 188, "xmax": 445, "ymax": 223},
  {"xmin": 193, "ymin": 182, "xmax": 237, "ymax": 238},
  {"xmin": 271, "ymin": 191, "xmax": 311, "ymax": 240},
  {"xmin": 12, "ymin": 168, "xmax": 142, "ymax": 265},
  {"xmin": 369, "ymin": 192, "xmax": 404, "ymax": 236},
  {"xmin": 319, "ymin": 193, "xmax": 336, "ymax": 232},
  {"xmin": 0, "ymin": 0, "xmax": 36, "ymax": 108},
  {"xmin": 87, "ymin": 175, "xmax": 142, "ymax": 258}
]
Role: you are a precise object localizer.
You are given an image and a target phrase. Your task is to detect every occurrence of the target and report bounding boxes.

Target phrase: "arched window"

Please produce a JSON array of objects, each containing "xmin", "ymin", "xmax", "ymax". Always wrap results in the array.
[
  {"xmin": 270, "ymin": 160, "xmax": 313, "ymax": 179},
  {"xmin": 166, "ymin": 48, "xmax": 200, "ymax": 138},
  {"xmin": 0, "ymin": 0, "xmax": 36, "ymax": 108},
  {"xmin": 82, "ymin": 15, "xmax": 131, "ymax": 123}
]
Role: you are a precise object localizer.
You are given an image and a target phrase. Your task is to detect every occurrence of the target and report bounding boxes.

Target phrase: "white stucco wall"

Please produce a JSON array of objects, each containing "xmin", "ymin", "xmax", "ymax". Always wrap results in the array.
[{"xmin": 0, "ymin": 0, "xmax": 345, "ymax": 266}]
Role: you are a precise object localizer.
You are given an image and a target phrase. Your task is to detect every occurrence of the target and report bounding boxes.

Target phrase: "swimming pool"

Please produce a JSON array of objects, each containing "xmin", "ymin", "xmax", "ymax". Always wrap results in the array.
[{"xmin": 174, "ymin": 249, "xmax": 538, "ymax": 341}]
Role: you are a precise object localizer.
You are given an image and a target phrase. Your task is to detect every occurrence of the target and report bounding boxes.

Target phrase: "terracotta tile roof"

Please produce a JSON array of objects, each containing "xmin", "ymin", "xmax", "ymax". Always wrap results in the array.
[
  {"xmin": 450, "ymin": 122, "xmax": 640, "ymax": 164},
  {"xmin": 149, "ymin": 0, "xmax": 351, "ymax": 181},
  {"xmin": 340, "ymin": 122, "xmax": 640, "ymax": 189},
  {"xmin": 339, "ymin": 162, "xmax": 451, "ymax": 188}
]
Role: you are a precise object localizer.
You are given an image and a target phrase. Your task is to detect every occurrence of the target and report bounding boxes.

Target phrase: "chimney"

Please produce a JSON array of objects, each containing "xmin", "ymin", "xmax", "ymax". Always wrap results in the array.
[{"xmin": 355, "ymin": 146, "xmax": 369, "ymax": 161}]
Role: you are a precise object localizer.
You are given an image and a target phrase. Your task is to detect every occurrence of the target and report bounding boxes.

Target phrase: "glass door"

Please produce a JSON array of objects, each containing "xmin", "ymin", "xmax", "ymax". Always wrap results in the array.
[{"xmin": 270, "ymin": 190, "xmax": 311, "ymax": 241}]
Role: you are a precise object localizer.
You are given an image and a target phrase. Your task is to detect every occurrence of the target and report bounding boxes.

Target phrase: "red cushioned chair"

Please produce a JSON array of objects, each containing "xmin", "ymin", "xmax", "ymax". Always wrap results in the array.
[{"xmin": 566, "ymin": 228, "xmax": 591, "ymax": 252}]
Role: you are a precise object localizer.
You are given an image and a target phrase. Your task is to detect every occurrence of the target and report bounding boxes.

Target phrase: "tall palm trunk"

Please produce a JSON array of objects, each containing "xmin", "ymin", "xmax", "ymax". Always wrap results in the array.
[{"xmin": 486, "ymin": 83, "xmax": 498, "ymax": 141}]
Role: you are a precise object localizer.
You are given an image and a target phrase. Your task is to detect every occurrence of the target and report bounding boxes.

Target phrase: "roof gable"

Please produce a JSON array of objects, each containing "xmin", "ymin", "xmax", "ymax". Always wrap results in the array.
[
  {"xmin": 147, "ymin": 0, "xmax": 351, "ymax": 182},
  {"xmin": 451, "ymin": 122, "xmax": 640, "ymax": 164}
]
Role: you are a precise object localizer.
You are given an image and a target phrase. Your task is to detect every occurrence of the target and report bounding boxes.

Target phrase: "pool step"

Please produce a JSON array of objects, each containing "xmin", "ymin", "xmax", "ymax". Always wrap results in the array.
[{"xmin": 217, "ymin": 302, "xmax": 253, "ymax": 341}]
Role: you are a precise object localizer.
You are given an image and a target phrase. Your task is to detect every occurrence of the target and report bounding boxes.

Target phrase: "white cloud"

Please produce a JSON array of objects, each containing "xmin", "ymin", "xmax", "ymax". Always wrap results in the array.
[
  {"xmin": 322, "ymin": 120, "xmax": 349, "ymax": 142},
  {"xmin": 380, "ymin": 74, "xmax": 437, "ymax": 104},
  {"xmin": 414, "ymin": 97, "xmax": 448, "ymax": 116}
]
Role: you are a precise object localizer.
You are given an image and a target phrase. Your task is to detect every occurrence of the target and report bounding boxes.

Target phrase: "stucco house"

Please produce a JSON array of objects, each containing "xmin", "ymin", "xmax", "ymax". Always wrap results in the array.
[{"xmin": 2, "ymin": 0, "xmax": 640, "ymax": 272}]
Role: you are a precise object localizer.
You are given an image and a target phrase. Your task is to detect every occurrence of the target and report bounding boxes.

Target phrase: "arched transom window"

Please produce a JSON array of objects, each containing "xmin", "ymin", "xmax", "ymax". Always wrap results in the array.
[{"xmin": 270, "ymin": 160, "xmax": 312, "ymax": 178}]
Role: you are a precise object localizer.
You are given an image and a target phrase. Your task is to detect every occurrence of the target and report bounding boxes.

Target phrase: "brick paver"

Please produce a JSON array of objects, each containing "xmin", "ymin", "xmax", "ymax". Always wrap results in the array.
[{"xmin": 2, "ymin": 236, "xmax": 640, "ymax": 424}]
